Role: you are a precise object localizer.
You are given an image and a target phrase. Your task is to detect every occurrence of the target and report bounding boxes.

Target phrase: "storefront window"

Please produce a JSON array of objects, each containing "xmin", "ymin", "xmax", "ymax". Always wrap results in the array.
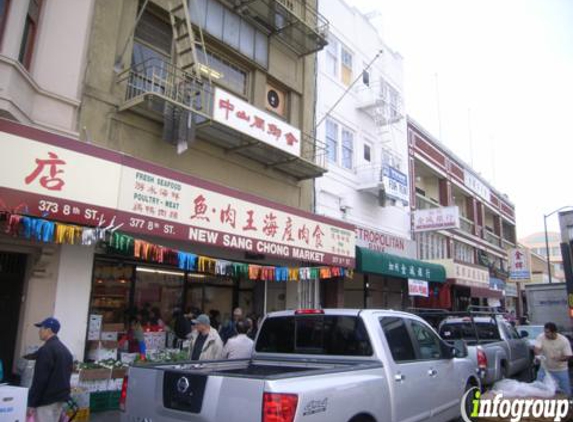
[
  {"xmin": 91, "ymin": 262, "xmax": 133, "ymax": 324},
  {"xmin": 134, "ymin": 267, "xmax": 185, "ymax": 327}
]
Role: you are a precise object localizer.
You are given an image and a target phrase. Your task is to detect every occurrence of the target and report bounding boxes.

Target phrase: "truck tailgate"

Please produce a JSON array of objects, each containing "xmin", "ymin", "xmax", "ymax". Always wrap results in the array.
[{"xmin": 124, "ymin": 366, "xmax": 265, "ymax": 422}]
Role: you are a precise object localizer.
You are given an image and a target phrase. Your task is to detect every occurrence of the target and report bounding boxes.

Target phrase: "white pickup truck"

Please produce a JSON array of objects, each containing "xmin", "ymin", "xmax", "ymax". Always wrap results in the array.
[{"xmin": 120, "ymin": 309, "xmax": 480, "ymax": 422}]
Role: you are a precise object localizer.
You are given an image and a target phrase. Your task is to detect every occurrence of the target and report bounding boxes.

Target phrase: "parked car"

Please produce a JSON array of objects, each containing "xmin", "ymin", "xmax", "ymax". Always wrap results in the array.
[
  {"xmin": 120, "ymin": 309, "xmax": 480, "ymax": 422},
  {"xmin": 438, "ymin": 315, "xmax": 532, "ymax": 386}
]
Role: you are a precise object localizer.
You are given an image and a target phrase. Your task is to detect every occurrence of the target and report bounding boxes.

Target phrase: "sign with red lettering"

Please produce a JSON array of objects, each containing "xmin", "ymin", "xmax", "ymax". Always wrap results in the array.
[
  {"xmin": 0, "ymin": 121, "xmax": 354, "ymax": 267},
  {"xmin": 413, "ymin": 206, "xmax": 460, "ymax": 232},
  {"xmin": 408, "ymin": 279, "xmax": 429, "ymax": 297},
  {"xmin": 509, "ymin": 248, "xmax": 531, "ymax": 280},
  {"xmin": 212, "ymin": 88, "xmax": 301, "ymax": 157}
]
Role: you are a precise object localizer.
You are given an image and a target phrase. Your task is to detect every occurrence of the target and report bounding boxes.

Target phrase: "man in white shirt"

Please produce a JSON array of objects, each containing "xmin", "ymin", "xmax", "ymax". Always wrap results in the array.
[
  {"xmin": 534, "ymin": 322, "xmax": 573, "ymax": 396},
  {"xmin": 223, "ymin": 319, "xmax": 254, "ymax": 360}
]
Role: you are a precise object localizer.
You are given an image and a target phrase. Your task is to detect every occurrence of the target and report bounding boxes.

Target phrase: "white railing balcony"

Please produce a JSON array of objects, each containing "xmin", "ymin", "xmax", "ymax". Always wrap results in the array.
[
  {"xmin": 415, "ymin": 193, "xmax": 440, "ymax": 210},
  {"xmin": 356, "ymin": 80, "xmax": 403, "ymax": 126},
  {"xmin": 485, "ymin": 229, "xmax": 501, "ymax": 247},
  {"xmin": 459, "ymin": 215, "xmax": 475, "ymax": 236},
  {"xmin": 355, "ymin": 164, "xmax": 383, "ymax": 193}
]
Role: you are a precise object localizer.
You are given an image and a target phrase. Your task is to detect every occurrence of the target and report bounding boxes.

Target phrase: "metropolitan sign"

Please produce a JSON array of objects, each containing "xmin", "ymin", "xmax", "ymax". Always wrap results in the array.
[
  {"xmin": 0, "ymin": 120, "xmax": 355, "ymax": 267},
  {"xmin": 413, "ymin": 206, "xmax": 460, "ymax": 232}
]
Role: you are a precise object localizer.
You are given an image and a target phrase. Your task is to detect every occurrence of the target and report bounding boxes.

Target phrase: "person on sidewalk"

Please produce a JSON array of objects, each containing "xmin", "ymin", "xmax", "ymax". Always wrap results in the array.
[
  {"xmin": 222, "ymin": 319, "xmax": 254, "ymax": 360},
  {"xmin": 27, "ymin": 317, "xmax": 73, "ymax": 422},
  {"xmin": 534, "ymin": 321, "xmax": 573, "ymax": 396},
  {"xmin": 189, "ymin": 314, "xmax": 223, "ymax": 361},
  {"xmin": 219, "ymin": 307, "xmax": 243, "ymax": 345}
]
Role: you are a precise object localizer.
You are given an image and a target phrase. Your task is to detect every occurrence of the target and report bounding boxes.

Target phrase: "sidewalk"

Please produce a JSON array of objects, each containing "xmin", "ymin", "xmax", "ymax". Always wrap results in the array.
[{"xmin": 90, "ymin": 410, "xmax": 120, "ymax": 422}]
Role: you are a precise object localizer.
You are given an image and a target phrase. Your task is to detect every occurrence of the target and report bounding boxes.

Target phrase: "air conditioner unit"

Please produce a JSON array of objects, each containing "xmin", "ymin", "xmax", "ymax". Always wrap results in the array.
[{"xmin": 266, "ymin": 83, "xmax": 286, "ymax": 116}]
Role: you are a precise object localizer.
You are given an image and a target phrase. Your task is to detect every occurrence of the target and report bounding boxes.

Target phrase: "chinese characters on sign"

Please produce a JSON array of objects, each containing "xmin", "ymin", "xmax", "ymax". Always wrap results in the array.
[
  {"xmin": 387, "ymin": 260, "xmax": 432, "ymax": 281},
  {"xmin": 408, "ymin": 279, "xmax": 429, "ymax": 297},
  {"xmin": 213, "ymin": 88, "xmax": 302, "ymax": 157},
  {"xmin": 509, "ymin": 248, "xmax": 531, "ymax": 280},
  {"xmin": 0, "ymin": 126, "xmax": 355, "ymax": 267},
  {"xmin": 382, "ymin": 166, "xmax": 409, "ymax": 205},
  {"xmin": 413, "ymin": 206, "xmax": 460, "ymax": 232},
  {"xmin": 454, "ymin": 263, "xmax": 489, "ymax": 287}
]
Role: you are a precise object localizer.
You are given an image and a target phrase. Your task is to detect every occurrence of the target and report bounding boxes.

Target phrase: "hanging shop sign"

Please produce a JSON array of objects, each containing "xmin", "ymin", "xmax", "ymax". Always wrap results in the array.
[
  {"xmin": 213, "ymin": 88, "xmax": 301, "ymax": 157},
  {"xmin": 408, "ymin": 279, "xmax": 429, "ymax": 297},
  {"xmin": 508, "ymin": 248, "xmax": 531, "ymax": 280},
  {"xmin": 413, "ymin": 206, "xmax": 460, "ymax": 232},
  {"xmin": 381, "ymin": 166, "xmax": 409, "ymax": 205},
  {"xmin": 355, "ymin": 226, "xmax": 416, "ymax": 258},
  {"xmin": 430, "ymin": 259, "xmax": 489, "ymax": 288},
  {"xmin": 0, "ymin": 121, "xmax": 355, "ymax": 267}
]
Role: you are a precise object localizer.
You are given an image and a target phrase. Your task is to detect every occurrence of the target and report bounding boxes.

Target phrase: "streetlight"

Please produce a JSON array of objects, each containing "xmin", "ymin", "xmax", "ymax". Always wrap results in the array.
[{"xmin": 544, "ymin": 206, "xmax": 573, "ymax": 284}]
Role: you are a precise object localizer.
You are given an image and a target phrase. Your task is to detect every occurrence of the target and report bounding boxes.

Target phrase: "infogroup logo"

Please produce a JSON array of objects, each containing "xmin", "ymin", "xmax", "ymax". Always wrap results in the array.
[{"xmin": 461, "ymin": 388, "xmax": 570, "ymax": 422}]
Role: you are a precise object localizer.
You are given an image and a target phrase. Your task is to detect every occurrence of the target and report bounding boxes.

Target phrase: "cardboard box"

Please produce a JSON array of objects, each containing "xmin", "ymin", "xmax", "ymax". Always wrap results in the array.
[
  {"xmin": 79, "ymin": 368, "xmax": 111, "ymax": 382},
  {"xmin": 111, "ymin": 367, "xmax": 128, "ymax": 379},
  {"xmin": 0, "ymin": 385, "xmax": 28, "ymax": 422},
  {"xmin": 102, "ymin": 323, "xmax": 124, "ymax": 332}
]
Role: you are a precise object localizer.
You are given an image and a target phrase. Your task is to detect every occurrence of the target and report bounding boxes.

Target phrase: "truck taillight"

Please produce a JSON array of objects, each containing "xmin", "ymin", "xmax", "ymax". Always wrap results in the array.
[
  {"xmin": 120, "ymin": 375, "xmax": 128, "ymax": 412},
  {"xmin": 262, "ymin": 393, "xmax": 298, "ymax": 422},
  {"xmin": 294, "ymin": 309, "xmax": 324, "ymax": 315},
  {"xmin": 477, "ymin": 347, "xmax": 487, "ymax": 369}
]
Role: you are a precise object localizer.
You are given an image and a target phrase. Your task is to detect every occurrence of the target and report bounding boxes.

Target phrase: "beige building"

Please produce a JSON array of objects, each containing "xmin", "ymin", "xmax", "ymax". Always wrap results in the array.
[
  {"xmin": 520, "ymin": 232, "xmax": 565, "ymax": 282},
  {"xmin": 0, "ymin": 0, "xmax": 357, "ymax": 380},
  {"xmin": 0, "ymin": 0, "xmax": 96, "ymax": 380}
]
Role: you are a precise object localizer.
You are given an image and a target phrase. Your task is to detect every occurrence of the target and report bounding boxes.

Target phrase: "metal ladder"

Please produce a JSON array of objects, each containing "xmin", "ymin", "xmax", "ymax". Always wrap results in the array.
[{"xmin": 168, "ymin": 0, "xmax": 211, "ymax": 86}]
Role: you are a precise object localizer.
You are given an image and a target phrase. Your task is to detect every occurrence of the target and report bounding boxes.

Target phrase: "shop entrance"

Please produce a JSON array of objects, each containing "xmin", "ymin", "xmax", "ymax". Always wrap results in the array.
[{"xmin": 0, "ymin": 252, "xmax": 27, "ymax": 382}]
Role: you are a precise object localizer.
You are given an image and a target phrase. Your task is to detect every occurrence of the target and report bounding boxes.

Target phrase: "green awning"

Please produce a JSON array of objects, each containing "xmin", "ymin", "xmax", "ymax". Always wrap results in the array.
[{"xmin": 356, "ymin": 247, "xmax": 446, "ymax": 283}]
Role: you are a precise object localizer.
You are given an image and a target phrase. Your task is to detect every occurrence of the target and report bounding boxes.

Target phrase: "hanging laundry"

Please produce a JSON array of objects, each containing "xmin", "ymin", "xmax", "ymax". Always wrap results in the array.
[
  {"xmin": 275, "ymin": 267, "xmax": 288, "ymax": 282},
  {"xmin": 260, "ymin": 266, "xmax": 276, "ymax": 281},
  {"xmin": 232, "ymin": 263, "xmax": 249, "ymax": 278},
  {"xmin": 319, "ymin": 267, "xmax": 332, "ymax": 279},
  {"xmin": 5, "ymin": 214, "xmax": 22, "ymax": 236},
  {"xmin": 288, "ymin": 267, "xmax": 299, "ymax": 282},
  {"xmin": 198, "ymin": 257, "xmax": 216, "ymax": 274},
  {"xmin": 248, "ymin": 265, "xmax": 262, "ymax": 280},
  {"xmin": 215, "ymin": 260, "xmax": 232, "ymax": 276}
]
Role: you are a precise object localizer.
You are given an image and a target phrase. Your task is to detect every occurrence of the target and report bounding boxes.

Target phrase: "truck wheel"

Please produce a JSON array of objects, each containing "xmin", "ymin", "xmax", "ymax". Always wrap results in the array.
[{"xmin": 348, "ymin": 414, "xmax": 376, "ymax": 422}]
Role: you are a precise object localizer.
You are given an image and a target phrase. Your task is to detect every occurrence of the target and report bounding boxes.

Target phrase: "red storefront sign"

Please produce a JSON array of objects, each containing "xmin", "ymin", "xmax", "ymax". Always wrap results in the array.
[{"xmin": 0, "ymin": 120, "xmax": 355, "ymax": 267}]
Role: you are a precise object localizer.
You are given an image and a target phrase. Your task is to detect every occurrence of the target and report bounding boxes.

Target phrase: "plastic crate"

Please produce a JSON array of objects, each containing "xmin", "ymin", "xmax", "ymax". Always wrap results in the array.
[
  {"xmin": 89, "ymin": 391, "xmax": 110, "ymax": 413},
  {"xmin": 108, "ymin": 390, "xmax": 121, "ymax": 410}
]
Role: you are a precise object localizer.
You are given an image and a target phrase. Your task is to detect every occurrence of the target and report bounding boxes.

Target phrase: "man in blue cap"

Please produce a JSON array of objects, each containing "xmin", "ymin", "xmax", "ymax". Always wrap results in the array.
[{"xmin": 26, "ymin": 317, "xmax": 73, "ymax": 422}]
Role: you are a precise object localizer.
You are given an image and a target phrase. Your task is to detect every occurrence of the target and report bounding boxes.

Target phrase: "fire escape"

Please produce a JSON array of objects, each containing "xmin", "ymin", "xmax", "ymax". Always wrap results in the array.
[{"xmin": 116, "ymin": 0, "xmax": 328, "ymax": 180}]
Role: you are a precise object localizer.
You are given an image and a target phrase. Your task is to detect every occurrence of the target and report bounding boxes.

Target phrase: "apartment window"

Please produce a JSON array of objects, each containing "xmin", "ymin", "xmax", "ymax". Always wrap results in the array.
[
  {"xmin": 551, "ymin": 247, "xmax": 560, "ymax": 257},
  {"xmin": 341, "ymin": 129, "xmax": 354, "ymax": 169},
  {"xmin": 325, "ymin": 34, "xmax": 339, "ymax": 77},
  {"xmin": 454, "ymin": 241, "xmax": 475, "ymax": 264},
  {"xmin": 363, "ymin": 143, "xmax": 371, "ymax": 162},
  {"xmin": 341, "ymin": 46, "xmax": 353, "ymax": 86},
  {"xmin": 326, "ymin": 119, "xmax": 338, "ymax": 163},
  {"xmin": 19, "ymin": 0, "xmax": 42, "ymax": 70},
  {"xmin": 197, "ymin": 47, "xmax": 248, "ymax": 96},
  {"xmin": 0, "ymin": 0, "xmax": 10, "ymax": 49},
  {"xmin": 192, "ymin": 0, "xmax": 268, "ymax": 68},
  {"xmin": 416, "ymin": 232, "xmax": 448, "ymax": 260}
]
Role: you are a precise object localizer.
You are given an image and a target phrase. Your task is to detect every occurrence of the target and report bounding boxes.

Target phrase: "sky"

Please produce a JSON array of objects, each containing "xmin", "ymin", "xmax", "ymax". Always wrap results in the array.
[{"xmin": 346, "ymin": 0, "xmax": 573, "ymax": 238}]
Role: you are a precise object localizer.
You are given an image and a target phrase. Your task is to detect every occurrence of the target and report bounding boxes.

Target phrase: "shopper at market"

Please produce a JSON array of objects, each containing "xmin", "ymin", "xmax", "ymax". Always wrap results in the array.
[
  {"xmin": 222, "ymin": 319, "xmax": 254, "ymax": 359},
  {"xmin": 27, "ymin": 317, "xmax": 73, "ymax": 422},
  {"xmin": 189, "ymin": 314, "xmax": 223, "ymax": 360},
  {"xmin": 172, "ymin": 308, "xmax": 192, "ymax": 345},
  {"xmin": 149, "ymin": 307, "xmax": 166, "ymax": 329},
  {"xmin": 534, "ymin": 322, "xmax": 573, "ymax": 396},
  {"xmin": 219, "ymin": 307, "xmax": 243, "ymax": 344}
]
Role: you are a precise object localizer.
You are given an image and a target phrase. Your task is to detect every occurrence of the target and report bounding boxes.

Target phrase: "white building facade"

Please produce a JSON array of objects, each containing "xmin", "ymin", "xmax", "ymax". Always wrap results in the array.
[{"xmin": 315, "ymin": 0, "xmax": 444, "ymax": 309}]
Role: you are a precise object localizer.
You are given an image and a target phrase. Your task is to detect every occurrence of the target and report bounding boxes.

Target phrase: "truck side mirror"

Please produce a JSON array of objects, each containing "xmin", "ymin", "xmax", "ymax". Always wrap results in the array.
[
  {"xmin": 451, "ymin": 340, "xmax": 468, "ymax": 358},
  {"xmin": 520, "ymin": 330, "xmax": 529, "ymax": 338}
]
